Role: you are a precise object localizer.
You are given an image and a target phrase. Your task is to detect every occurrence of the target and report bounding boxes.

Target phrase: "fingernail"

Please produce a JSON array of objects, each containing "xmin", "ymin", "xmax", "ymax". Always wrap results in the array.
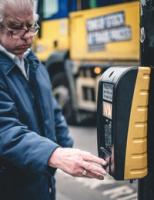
[
  {"xmin": 102, "ymin": 170, "xmax": 107, "ymax": 175},
  {"xmin": 102, "ymin": 162, "xmax": 108, "ymax": 168},
  {"xmin": 103, "ymin": 160, "xmax": 107, "ymax": 165}
]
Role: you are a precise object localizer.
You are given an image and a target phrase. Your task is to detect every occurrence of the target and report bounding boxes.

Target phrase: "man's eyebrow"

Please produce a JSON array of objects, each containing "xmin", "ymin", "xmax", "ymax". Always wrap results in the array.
[
  {"xmin": 7, "ymin": 20, "xmax": 35, "ymax": 27},
  {"xmin": 9, "ymin": 22, "xmax": 22, "ymax": 25},
  {"xmin": 6, "ymin": 19, "xmax": 22, "ymax": 25}
]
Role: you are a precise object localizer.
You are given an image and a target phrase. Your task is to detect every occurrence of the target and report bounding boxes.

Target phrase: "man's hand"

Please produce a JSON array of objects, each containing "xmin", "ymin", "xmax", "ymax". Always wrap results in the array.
[{"xmin": 48, "ymin": 148, "xmax": 107, "ymax": 180}]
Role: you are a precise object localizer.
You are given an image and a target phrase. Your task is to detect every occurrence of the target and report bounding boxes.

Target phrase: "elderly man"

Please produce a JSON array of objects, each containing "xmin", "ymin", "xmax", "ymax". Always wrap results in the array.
[{"xmin": 0, "ymin": 0, "xmax": 107, "ymax": 200}]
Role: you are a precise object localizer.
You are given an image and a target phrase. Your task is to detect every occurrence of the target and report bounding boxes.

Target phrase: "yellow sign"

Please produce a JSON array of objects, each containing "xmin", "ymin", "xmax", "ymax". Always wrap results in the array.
[{"xmin": 70, "ymin": 1, "xmax": 140, "ymax": 61}]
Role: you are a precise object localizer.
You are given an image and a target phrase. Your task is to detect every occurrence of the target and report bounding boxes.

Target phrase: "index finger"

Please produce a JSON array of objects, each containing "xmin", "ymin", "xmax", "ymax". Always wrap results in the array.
[
  {"xmin": 82, "ymin": 160, "xmax": 107, "ymax": 176},
  {"xmin": 82, "ymin": 151, "xmax": 107, "ymax": 166}
]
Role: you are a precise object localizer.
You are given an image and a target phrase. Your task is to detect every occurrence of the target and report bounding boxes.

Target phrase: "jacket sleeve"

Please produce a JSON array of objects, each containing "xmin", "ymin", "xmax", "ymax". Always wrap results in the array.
[
  {"xmin": 52, "ymin": 96, "xmax": 74, "ymax": 148},
  {"xmin": 40, "ymin": 62, "xmax": 74, "ymax": 148},
  {"xmin": 0, "ymin": 83, "xmax": 59, "ymax": 174}
]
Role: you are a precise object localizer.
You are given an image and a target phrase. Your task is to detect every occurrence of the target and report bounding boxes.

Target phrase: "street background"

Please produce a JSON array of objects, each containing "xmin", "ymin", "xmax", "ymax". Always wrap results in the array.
[{"xmin": 56, "ymin": 125, "xmax": 137, "ymax": 200}]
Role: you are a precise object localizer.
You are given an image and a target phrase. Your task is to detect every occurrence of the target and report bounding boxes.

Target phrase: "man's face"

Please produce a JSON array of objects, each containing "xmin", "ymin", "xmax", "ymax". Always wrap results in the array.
[{"xmin": 0, "ymin": 6, "xmax": 35, "ymax": 58}]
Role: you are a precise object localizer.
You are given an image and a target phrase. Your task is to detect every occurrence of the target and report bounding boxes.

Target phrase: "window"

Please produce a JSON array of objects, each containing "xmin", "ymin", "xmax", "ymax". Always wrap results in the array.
[
  {"xmin": 80, "ymin": 0, "xmax": 98, "ymax": 10},
  {"xmin": 43, "ymin": 0, "xmax": 59, "ymax": 19},
  {"xmin": 89, "ymin": 0, "xmax": 97, "ymax": 8}
]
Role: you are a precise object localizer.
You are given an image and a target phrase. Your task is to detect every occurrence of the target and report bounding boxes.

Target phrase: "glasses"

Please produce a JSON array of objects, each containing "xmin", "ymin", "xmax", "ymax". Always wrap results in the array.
[{"xmin": 0, "ymin": 22, "xmax": 40, "ymax": 39}]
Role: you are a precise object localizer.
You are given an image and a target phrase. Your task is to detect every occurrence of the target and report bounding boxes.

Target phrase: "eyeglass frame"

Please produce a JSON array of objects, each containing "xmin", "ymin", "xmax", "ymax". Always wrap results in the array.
[{"xmin": 0, "ymin": 22, "xmax": 40, "ymax": 39}]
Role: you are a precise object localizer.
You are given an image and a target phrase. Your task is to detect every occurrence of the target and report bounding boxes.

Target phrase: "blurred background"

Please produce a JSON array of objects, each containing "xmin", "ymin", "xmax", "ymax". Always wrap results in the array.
[{"xmin": 33, "ymin": 0, "xmax": 139, "ymax": 126}]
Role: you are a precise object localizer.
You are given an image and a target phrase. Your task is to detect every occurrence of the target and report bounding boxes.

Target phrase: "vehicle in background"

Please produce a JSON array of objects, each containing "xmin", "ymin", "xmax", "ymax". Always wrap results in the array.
[{"xmin": 33, "ymin": 0, "xmax": 139, "ymax": 124}]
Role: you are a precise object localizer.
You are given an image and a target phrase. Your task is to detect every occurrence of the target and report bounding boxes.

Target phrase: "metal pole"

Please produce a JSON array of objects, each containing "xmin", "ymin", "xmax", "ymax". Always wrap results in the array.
[{"xmin": 139, "ymin": 0, "xmax": 154, "ymax": 199}]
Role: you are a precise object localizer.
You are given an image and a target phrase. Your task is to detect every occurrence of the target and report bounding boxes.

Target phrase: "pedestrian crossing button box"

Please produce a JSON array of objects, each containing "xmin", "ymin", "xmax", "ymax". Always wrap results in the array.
[{"xmin": 97, "ymin": 67, "xmax": 151, "ymax": 180}]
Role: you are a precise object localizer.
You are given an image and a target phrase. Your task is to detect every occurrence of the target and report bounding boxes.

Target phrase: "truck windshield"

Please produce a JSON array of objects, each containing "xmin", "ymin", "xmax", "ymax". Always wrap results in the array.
[{"xmin": 41, "ymin": 0, "xmax": 129, "ymax": 20}]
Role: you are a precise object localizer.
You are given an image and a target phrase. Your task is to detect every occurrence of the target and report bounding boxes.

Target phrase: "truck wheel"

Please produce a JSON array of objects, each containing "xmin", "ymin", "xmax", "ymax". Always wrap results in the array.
[{"xmin": 52, "ymin": 72, "xmax": 77, "ymax": 125}]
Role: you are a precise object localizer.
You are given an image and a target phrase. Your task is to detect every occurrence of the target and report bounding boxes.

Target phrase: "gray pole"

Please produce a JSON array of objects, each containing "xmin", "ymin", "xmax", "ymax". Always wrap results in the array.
[{"xmin": 139, "ymin": 0, "xmax": 154, "ymax": 199}]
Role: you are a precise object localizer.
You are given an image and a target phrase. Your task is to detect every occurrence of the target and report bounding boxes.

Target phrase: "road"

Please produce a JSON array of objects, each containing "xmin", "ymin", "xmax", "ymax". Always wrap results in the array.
[{"xmin": 56, "ymin": 125, "xmax": 138, "ymax": 200}]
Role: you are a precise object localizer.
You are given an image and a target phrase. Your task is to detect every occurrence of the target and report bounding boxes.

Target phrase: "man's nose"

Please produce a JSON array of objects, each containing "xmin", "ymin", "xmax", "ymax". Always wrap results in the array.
[{"xmin": 21, "ymin": 32, "xmax": 34, "ymax": 41}]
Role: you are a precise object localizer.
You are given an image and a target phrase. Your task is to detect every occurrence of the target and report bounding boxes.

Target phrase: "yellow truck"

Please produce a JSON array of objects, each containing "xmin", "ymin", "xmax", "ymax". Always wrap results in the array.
[{"xmin": 33, "ymin": 0, "xmax": 139, "ymax": 124}]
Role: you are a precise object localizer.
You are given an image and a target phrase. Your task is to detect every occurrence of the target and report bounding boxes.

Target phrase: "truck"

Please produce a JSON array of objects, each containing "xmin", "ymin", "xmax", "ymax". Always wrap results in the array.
[{"xmin": 33, "ymin": 0, "xmax": 140, "ymax": 124}]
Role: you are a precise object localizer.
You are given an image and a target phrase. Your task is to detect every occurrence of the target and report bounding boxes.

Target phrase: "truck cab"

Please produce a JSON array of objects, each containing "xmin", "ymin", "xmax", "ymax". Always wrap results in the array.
[{"xmin": 33, "ymin": 0, "xmax": 139, "ymax": 124}]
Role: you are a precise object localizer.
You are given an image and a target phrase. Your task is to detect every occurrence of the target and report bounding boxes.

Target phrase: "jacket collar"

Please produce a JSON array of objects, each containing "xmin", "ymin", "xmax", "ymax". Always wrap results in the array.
[{"xmin": 0, "ymin": 50, "xmax": 40, "ymax": 75}]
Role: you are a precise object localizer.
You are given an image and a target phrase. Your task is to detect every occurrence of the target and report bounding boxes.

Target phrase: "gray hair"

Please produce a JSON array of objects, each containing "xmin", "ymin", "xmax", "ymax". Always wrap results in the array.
[{"xmin": 0, "ymin": 0, "xmax": 38, "ymax": 23}]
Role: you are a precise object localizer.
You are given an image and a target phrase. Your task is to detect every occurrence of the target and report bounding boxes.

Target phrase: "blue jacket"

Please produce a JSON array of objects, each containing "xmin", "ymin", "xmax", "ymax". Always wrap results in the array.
[{"xmin": 0, "ymin": 51, "xmax": 73, "ymax": 200}]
